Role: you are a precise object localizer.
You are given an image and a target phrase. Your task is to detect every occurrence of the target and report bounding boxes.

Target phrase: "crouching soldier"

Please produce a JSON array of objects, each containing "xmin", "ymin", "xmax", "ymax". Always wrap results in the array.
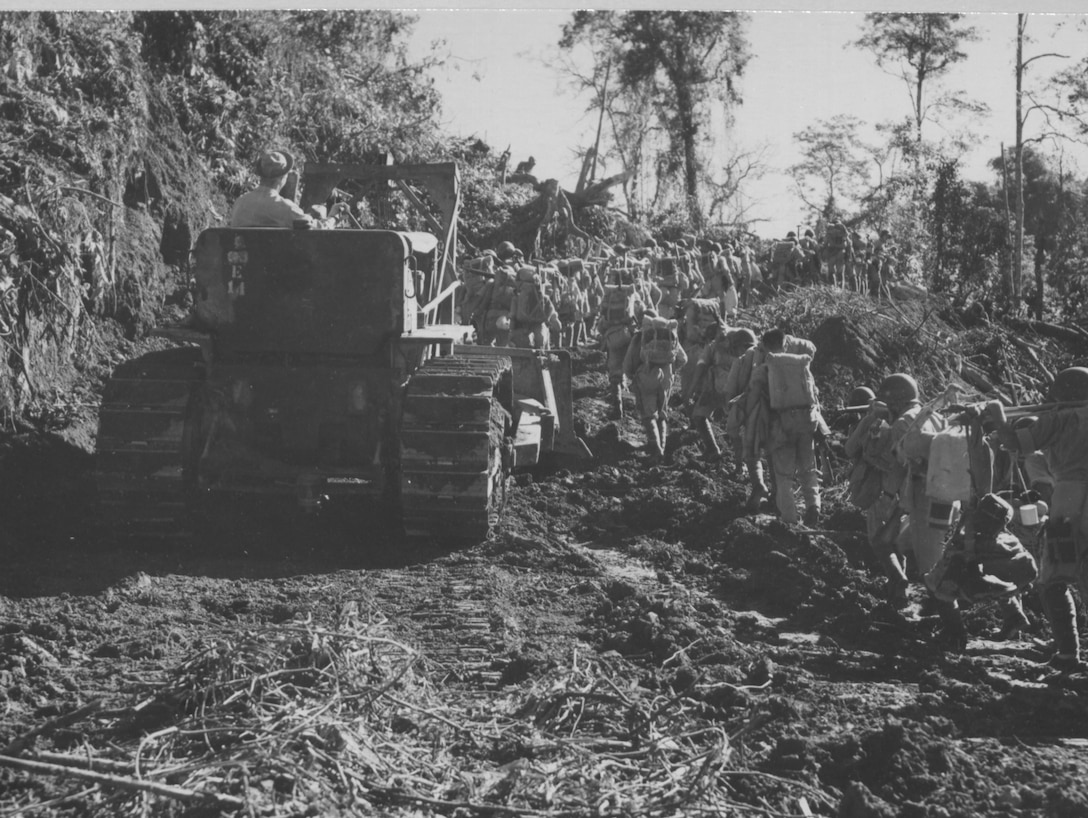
[{"xmin": 624, "ymin": 312, "xmax": 687, "ymax": 459}]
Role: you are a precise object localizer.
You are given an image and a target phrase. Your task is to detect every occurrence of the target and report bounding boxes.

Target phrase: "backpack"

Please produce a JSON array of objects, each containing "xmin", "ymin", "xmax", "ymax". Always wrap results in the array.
[
  {"xmin": 640, "ymin": 319, "xmax": 679, "ymax": 366},
  {"xmin": 602, "ymin": 285, "xmax": 636, "ymax": 325},
  {"xmin": 825, "ymin": 223, "xmax": 848, "ymax": 247},
  {"xmin": 771, "ymin": 241, "xmax": 798, "ymax": 266},
  {"xmin": 682, "ymin": 298, "xmax": 722, "ymax": 344},
  {"xmin": 765, "ymin": 351, "xmax": 816, "ymax": 411},
  {"xmin": 512, "ymin": 267, "xmax": 547, "ymax": 324}
]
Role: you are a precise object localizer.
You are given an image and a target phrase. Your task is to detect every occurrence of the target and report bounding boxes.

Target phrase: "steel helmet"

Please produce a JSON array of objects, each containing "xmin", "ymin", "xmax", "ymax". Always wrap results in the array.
[
  {"xmin": 730, "ymin": 327, "xmax": 757, "ymax": 350},
  {"xmin": 849, "ymin": 386, "xmax": 876, "ymax": 407},
  {"xmin": 496, "ymin": 241, "xmax": 517, "ymax": 261},
  {"xmin": 613, "ymin": 243, "xmax": 627, "ymax": 255},
  {"xmin": 877, "ymin": 374, "xmax": 919, "ymax": 410},
  {"xmin": 1048, "ymin": 367, "xmax": 1088, "ymax": 402}
]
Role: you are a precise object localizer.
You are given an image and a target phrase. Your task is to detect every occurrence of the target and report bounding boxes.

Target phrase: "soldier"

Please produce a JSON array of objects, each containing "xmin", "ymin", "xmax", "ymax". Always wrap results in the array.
[
  {"xmin": 798, "ymin": 228, "xmax": 821, "ymax": 286},
  {"xmin": 845, "ymin": 384, "xmax": 911, "ymax": 606},
  {"xmin": 688, "ymin": 325, "xmax": 757, "ymax": 470},
  {"xmin": 822, "ymin": 221, "xmax": 852, "ymax": 288},
  {"xmin": 473, "ymin": 262, "xmax": 517, "ymax": 347},
  {"xmin": 624, "ymin": 312, "xmax": 688, "ymax": 459},
  {"xmin": 597, "ymin": 276, "xmax": 640, "ymax": 419},
  {"xmin": 746, "ymin": 329, "xmax": 822, "ymax": 526},
  {"xmin": 509, "ymin": 265, "xmax": 560, "ymax": 350},
  {"xmin": 459, "ymin": 249, "xmax": 496, "ymax": 332},
  {"xmin": 230, "ymin": 150, "xmax": 313, "ymax": 229},
  {"xmin": 768, "ymin": 232, "xmax": 804, "ymax": 289},
  {"xmin": 991, "ymin": 367, "xmax": 1088, "ymax": 672},
  {"xmin": 885, "ymin": 374, "xmax": 967, "ymax": 648},
  {"xmin": 849, "ymin": 230, "xmax": 868, "ymax": 292},
  {"xmin": 868, "ymin": 229, "xmax": 894, "ymax": 298},
  {"xmin": 701, "ymin": 243, "xmax": 739, "ymax": 323}
]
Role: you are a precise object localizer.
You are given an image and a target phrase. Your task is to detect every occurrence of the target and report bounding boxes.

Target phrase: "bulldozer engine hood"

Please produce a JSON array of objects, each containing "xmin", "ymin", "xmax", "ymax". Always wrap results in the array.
[{"xmin": 190, "ymin": 228, "xmax": 429, "ymax": 357}]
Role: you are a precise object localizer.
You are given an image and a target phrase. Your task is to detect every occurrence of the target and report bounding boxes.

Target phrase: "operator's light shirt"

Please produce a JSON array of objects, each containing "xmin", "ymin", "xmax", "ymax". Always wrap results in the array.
[{"xmin": 230, "ymin": 187, "xmax": 308, "ymax": 229}]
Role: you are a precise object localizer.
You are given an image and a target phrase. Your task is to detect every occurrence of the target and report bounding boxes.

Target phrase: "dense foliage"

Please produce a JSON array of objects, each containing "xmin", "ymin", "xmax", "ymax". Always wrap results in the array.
[{"xmin": 0, "ymin": 10, "xmax": 447, "ymax": 420}]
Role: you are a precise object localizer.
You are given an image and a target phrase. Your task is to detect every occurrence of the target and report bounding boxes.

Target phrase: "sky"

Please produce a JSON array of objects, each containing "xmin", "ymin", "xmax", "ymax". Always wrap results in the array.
[{"xmin": 405, "ymin": 10, "xmax": 1088, "ymax": 238}]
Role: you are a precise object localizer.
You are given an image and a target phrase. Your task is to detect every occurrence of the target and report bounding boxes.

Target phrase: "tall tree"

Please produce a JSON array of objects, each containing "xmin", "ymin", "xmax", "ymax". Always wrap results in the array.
[
  {"xmin": 854, "ymin": 13, "xmax": 982, "ymax": 146},
  {"xmin": 788, "ymin": 115, "xmax": 870, "ymax": 220},
  {"xmin": 561, "ymin": 10, "xmax": 750, "ymax": 229}
]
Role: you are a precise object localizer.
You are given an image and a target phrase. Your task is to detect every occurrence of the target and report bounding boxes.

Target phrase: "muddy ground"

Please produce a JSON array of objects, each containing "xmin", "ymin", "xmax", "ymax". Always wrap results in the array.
[{"xmin": 2, "ymin": 344, "xmax": 1088, "ymax": 817}]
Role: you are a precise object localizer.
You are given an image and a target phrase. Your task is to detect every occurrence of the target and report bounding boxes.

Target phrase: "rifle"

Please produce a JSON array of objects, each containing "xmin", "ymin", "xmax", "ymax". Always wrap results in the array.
[
  {"xmin": 989, "ymin": 399, "xmax": 1088, "ymax": 419},
  {"xmin": 823, "ymin": 404, "xmax": 872, "ymax": 417}
]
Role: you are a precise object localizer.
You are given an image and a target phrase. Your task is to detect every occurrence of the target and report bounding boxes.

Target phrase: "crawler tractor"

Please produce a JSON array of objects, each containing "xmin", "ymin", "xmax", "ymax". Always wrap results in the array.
[{"xmin": 95, "ymin": 162, "xmax": 589, "ymax": 543}]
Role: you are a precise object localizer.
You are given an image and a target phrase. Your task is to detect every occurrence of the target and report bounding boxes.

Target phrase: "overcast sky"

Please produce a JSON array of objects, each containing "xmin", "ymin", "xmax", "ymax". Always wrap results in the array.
[{"xmin": 406, "ymin": 10, "xmax": 1088, "ymax": 238}]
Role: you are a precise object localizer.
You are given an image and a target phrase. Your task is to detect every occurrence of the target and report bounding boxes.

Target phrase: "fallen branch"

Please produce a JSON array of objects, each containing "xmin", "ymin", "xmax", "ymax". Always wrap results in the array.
[
  {"xmin": 0, "ymin": 754, "xmax": 246, "ymax": 810},
  {"xmin": 2, "ymin": 699, "xmax": 104, "ymax": 756}
]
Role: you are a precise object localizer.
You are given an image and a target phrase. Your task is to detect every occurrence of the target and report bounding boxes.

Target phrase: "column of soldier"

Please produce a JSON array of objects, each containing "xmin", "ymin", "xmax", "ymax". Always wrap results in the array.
[
  {"xmin": 767, "ymin": 224, "xmax": 897, "ymax": 297},
  {"xmin": 459, "ymin": 237, "xmax": 1087, "ymax": 671}
]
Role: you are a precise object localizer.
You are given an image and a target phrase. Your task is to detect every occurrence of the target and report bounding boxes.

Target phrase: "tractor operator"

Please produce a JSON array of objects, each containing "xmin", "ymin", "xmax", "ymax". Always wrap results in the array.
[{"xmin": 230, "ymin": 149, "xmax": 313, "ymax": 229}]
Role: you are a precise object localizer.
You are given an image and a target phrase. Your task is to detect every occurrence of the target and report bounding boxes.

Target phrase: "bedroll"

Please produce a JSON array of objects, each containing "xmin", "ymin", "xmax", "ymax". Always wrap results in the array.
[
  {"xmin": 513, "ymin": 269, "xmax": 547, "ymax": 324},
  {"xmin": 765, "ymin": 351, "xmax": 816, "ymax": 410},
  {"xmin": 641, "ymin": 332, "xmax": 679, "ymax": 366},
  {"xmin": 602, "ymin": 285, "xmax": 635, "ymax": 325}
]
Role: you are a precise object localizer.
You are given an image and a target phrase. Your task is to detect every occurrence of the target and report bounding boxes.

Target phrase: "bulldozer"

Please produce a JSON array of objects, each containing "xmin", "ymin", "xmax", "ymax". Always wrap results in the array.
[{"xmin": 95, "ymin": 161, "xmax": 590, "ymax": 544}]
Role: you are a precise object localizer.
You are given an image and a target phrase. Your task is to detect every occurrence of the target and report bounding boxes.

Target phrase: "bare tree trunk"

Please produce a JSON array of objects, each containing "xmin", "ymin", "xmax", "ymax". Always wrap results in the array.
[
  {"xmin": 1000, "ymin": 141, "xmax": 1014, "ymax": 305},
  {"xmin": 1014, "ymin": 13, "xmax": 1026, "ymax": 314}
]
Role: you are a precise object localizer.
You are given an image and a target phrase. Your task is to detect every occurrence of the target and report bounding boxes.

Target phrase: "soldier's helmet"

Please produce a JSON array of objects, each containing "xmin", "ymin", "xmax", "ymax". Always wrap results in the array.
[
  {"xmin": 496, "ymin": 241, "xmax": 517, "ymax": 261},
  {"xmin": 849, "ymin": 386, "xmax": 877, "ymax": 407},
  {"xmin": 804, "ymin": 228, "xmax": 815, "ymax": 238},
  {"xmin": 1049, "ymin": 367, "xmax": 1088, "ymax": 403},
  {"xmin": 877, "ymin": 374, "xmax": 920, "ymax": 411},
  {"xmin": 729, "ymin": 327, "xmax": 757, "ymax": 352}
]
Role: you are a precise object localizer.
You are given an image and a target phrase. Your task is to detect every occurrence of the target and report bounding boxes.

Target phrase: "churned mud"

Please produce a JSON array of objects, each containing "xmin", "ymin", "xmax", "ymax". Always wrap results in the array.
[{"xmin": 2, "ymin": 338, "xmax": 1088, "ymax": 817}]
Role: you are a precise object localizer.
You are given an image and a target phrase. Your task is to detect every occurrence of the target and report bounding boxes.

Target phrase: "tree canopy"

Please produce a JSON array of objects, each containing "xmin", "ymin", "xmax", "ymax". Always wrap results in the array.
[{"xmin": 560, "ymin": 10, "xmax": 751, "ymax": 228}]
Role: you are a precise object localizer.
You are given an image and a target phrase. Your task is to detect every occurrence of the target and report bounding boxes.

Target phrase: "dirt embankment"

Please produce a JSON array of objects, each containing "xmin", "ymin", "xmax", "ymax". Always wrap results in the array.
[{"xmin": 3, "ymin": 311, "xmax": 1088, "ymax": 816}]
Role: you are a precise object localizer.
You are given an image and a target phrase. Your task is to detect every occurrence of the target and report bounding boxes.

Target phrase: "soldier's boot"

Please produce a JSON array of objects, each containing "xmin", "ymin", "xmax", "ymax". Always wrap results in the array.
[
  {"xmin": 643, "ymin": 419, "xmax": 663, "ymax": 459},
  {"xmin": 608, "ymin": 383, "xmax": 624, "ymax": 420},
  {"xmin": 693, "ymin": 417, "xmax": 721, "ymax": 461},
  {"xmin": 936, "ymin": 599, "xmax": 968, "ymax": 653},
  {"xmin": 881, "ymin": 552, "xmax": 910, "ymax": 609}
]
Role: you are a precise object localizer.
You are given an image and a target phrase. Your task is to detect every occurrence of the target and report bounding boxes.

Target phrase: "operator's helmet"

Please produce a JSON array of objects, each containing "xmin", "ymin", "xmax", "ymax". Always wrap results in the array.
[
  {"xmin": 804, "ymin": 228, "xmax": 815, "ymax": 238},
  {"xmin": 877, "ymin": 373, "xmax": 920, "ymax": 412},
  {"xmin": 496, "ymin": 241, "xmax": 518, "ymax": 262},
  {"xmin": 849, "ymin": 386, "xmax": 877, "ymax": 407},
  {"xmin": 643, "ymin": 237, "xmax": 658, "ymax": 249},
  {"xmin": 613, "ymin": 243, "xmax": 627, "ymax": 256},
  {"xmin": 1048, "ymin": 367, "xmax": 1088, "ymax": 403},
  {"xmin": 786, "ymin": 231, "xmax": 797, "ymax": 239}
]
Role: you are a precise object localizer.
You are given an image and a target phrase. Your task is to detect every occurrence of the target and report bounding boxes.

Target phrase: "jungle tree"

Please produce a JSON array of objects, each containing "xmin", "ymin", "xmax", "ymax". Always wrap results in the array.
[
  {"xmin": 788, "ymin": 115, "xmax": 870, "ymax": 221},
  {"xmin": 853, "ymin": 13, "xmax": 983, "ymax": 148},
  {"xmin": 561, "ymin": 10, "xmax": 751, "ymax": 229}
]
